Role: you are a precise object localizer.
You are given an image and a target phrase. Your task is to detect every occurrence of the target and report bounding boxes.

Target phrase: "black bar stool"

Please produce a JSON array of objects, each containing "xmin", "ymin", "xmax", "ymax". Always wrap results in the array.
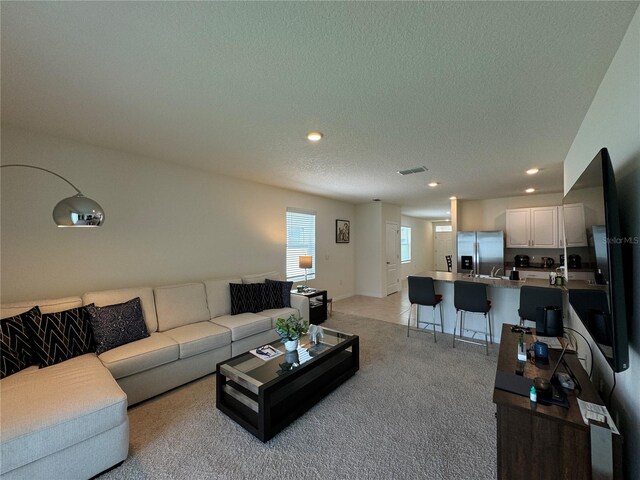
[
  {"xmin": 407, "ymin": 276, "xmax": 444, "ymax": 342},
  {"xmin": 518, "ymin": 286, "xmax": 562, "ymax": 326},
  {"xmin": 453, "ymin": 280, "xmax": 492, "ymax": 354}
]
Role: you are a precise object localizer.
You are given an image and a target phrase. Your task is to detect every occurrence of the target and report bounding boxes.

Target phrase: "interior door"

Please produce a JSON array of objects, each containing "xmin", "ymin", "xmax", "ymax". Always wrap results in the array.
[
  {"xmin": 385, "ymin": 222, "xmax": 399, "ymax": 295},
  {"xmin": 434, "ymin": 232, "xmax": 453, "ymax": 271}
]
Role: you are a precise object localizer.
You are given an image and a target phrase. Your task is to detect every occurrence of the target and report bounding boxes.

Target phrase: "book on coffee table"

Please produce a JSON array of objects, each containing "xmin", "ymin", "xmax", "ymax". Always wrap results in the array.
[{"xmin": 250, "ymin": 345, "xmax": 283, "ymax": 361}]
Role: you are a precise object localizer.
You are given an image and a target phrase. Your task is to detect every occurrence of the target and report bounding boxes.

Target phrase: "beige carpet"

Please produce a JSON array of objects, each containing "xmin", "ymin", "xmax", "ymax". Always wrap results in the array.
[{"xmin": 99, "ymin": 313, "xmax": 499, "ymax": 480}]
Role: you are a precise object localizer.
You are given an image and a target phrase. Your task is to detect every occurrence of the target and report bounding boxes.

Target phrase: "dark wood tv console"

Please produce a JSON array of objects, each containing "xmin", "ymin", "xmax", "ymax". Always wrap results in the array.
[{"xmin": 493, "ymin": 324, "xmax": 622, "ymax": 480}]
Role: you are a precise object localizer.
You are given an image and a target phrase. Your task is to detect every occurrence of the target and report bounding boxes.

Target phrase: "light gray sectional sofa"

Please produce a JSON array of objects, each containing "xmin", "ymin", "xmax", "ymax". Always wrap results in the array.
[{"xmin": 0, "ymin": 271, "xmax": 309, "ymax": 480}]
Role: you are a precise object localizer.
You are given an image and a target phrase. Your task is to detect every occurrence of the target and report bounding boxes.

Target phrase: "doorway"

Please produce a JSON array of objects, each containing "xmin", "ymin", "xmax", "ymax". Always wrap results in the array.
[
  {"xmin": 434, "ymin": 226, "xmax": 453, "ymax": 272},
  {"xmin": 385, "ymin": 222, "xmax": 399, "ymax": 295}
]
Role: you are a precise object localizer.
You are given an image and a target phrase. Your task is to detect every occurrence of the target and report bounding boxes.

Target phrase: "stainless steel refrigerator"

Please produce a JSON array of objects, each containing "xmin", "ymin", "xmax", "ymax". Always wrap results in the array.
[{"xmin": 457, "ymin": 230, "xmax": 505, "ymax": 275}]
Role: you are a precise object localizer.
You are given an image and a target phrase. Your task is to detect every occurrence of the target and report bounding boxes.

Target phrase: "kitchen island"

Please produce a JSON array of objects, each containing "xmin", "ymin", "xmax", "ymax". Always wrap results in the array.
[{"xmin": 412, "ymin": 271, "xmax": 565, "ymax": 343}]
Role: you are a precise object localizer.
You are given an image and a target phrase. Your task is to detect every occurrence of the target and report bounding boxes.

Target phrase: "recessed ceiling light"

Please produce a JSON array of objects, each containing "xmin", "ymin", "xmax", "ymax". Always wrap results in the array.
[
  {"xmin": 446, "ymin": 211, "xmax": 451, "ymax": 214},
  {"xmin": 306, "ymin": 131, "xmax": 323, "ymax": 142},
  {"xmin": 449, "ymin": 196, "xmax": 457, "ymax": 200},
  {"xmin": 526, "ymin": 168, "xmax": 539, "ymax": 175},
  {"xmin": 525, "ymin": 188, "xmax": 536, "ymax": 193},
  {"xmin": 428, "ymin": 182, "xmax": 439, "ymax": 187}
]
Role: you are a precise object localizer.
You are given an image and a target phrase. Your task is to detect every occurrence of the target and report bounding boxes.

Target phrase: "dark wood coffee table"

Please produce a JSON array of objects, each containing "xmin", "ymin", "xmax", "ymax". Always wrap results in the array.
[{"xmin": 216, "ymin": 327, "xmax": 359, "ymax": 441}]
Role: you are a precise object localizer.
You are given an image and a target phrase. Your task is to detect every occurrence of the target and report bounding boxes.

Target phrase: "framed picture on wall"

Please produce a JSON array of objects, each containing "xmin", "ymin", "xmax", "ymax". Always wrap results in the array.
[{"xmin": 336, "ymin": 219, "xmax": 350, "ymax": 243}]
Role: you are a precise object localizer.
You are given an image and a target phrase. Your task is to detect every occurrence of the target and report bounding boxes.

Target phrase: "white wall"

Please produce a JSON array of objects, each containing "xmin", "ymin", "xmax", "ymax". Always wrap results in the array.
[
  {"xmin": 399, "ymin": 215, "xmax": 431, "ymax": 278},
  {"xmin": 0, "ymin": 126, "xmax": 356, "ymax": 303},
  {"xmin": 355, "ymin": 202, "xmax": 382, "ymax": 297},
  {"xmin": 563, "ymin": 7, "xmax": 640, "ymax": 479}
]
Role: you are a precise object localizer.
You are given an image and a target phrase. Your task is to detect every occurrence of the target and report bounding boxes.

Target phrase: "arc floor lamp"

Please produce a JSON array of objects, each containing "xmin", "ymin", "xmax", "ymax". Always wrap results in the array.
[{"xmin": 1, "ymin": 164, "xmax": 105, "ymax": 227}]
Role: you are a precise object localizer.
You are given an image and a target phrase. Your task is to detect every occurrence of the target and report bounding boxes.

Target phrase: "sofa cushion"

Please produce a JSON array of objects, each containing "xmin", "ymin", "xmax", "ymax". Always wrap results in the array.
[
  {"xmin": 86, "ymin": 297, "xmax": 150, "ymax": 355},
  {"xmin": 242, "ymin": 271, "xmax": 281, "ymax": 284},
  {"xmin": 98, "ymin": 332, "xmax": 179, "ymax": 380},
  {"xmin": 0, "ymin": 354, "xmax": 127, "ymax": 475},
  {"xmin": 266, "ymin": 279, "xmax": 294, "ymax": 308},
  {"xmin": 211, "ymin": 313, "xmax": 272, "ymax": 341},
  {"xmin": 0, "ymin": 307, "xmax": 38, "ymax": 379},
  {"xmin": 262, "ymin": 281, "xmax": 284, "ymax": 310},
  {"xmin": 163, "ymin": 321, "xmax": 231, "ymax": 359},
  {"xmin": 1, "ymin": 296, "xmax": 82, "ymax": 319},
  {"xmin": 230, "ymin": 283, "xmax": 263, "ymax": 315},
  {"xmin": 83, "ymin": 286, "xmax": 158, "ymax": 333},
  {"xmin": 23, "ymin": 306, "xmax": 95, "ymax": 368},
  {"xmin": 154, "ymin": 283, "xmax": 210, "ymax": 332},
  {"xmin": 262, "ymin": 307, "xmax": 300, "ymax": 327},
  {"xmin": 204, "ymin": 277, "xmax": 241, "ymax": 318}
]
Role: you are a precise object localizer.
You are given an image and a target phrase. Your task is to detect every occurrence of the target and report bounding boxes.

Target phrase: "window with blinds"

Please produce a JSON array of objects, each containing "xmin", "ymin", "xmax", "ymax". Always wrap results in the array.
[{"xmin": 286, "ymin": 208, "xmax": 316, "ymax": 282}]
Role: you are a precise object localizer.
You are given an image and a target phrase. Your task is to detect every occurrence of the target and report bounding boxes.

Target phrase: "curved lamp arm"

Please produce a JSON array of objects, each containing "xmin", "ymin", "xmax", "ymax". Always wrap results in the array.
[
  {"xmin": 1, "ymin": 163, "xmax": 105, "ymax": 227},
  {"xmin": 1, "ymin": 164, "xmax": 83, "ymax": 194}
]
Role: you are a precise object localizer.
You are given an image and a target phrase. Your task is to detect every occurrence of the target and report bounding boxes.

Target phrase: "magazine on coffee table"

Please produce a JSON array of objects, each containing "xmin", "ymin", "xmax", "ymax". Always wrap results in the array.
[{"xmin": 250, "ymin": 344, "xmax": 284, "ymax": 361}]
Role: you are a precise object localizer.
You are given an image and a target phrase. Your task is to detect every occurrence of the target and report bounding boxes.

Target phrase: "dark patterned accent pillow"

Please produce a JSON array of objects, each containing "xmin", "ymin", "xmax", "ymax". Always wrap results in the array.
[
  {"xmin": 262, "ymin": 281, "xmax": 284, "ymax": 310},
  {"xmin": 24, "ymin": 305, "xmax": 95, "ymax": 368},
  {"xmin": 230, "ymin": 283, "xmax": 263, "ymax": 315},
  {"xmin": 85, "ymin": 297, "xmax": 150, "ymax": 355},
  {"xmin": 1, "ymin": 307, "xmax": 38, "ymax": 379},
  {"xmin": 266, "ymin": 279, "xmax": 293, "ymax": 308}
]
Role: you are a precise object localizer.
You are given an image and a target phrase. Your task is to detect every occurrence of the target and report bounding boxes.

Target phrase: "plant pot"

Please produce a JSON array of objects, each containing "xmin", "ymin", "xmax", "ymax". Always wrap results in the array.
[{"xmin": 284, "ymin": 339, "xmax": 298, "ymax": 352}]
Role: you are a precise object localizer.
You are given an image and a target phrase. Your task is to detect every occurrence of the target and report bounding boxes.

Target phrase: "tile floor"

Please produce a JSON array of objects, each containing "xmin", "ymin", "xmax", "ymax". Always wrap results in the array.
[{"xmin": 332, "ymin": 279, "xmax": 412, "ymax": 326}]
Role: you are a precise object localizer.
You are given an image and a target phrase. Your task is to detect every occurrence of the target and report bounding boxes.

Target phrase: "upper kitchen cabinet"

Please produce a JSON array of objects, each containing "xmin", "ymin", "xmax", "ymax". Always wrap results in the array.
[
  {"xmin": 559, "ymin": 203, "xmax": 588, "ymax": 247},
  {"xmin": 506, "ymin": 206, "xmax": 558, "ymax": 248}
]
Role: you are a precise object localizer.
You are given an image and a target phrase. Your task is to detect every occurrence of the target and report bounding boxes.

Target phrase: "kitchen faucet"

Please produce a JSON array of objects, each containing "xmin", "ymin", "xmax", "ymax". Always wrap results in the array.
[{"xmin": 490, "ymin": 267, "xmax": 502, "ymax": 278}]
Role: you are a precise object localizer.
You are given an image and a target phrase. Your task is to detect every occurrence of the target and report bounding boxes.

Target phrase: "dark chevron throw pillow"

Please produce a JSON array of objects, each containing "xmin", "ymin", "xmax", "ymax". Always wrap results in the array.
[
  {"xmin": 0, "ymin": 307, "xmax": 38, "ymax": 379},
  {"xmin": 230, "ymin": 283, "xmax": 263, "ymax": 315},
  {"xmin": 266, "ymin": 279, "xmax": 293, "ymax": 308},
  {"xmin": 24, "ymin": 305, "xmax": 96, "ymax": 368},
  {"xmin": 262, "ymin": 281, "xmax": 284, "ymax": 310}
]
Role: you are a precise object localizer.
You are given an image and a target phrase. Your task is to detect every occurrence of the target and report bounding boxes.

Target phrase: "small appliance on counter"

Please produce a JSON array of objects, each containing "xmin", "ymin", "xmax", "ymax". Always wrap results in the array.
[
  {"xmin": 568, "ymin": 254, "xmax": 582, "ymax": 269},
  {"xmin": 559, "ymin": 254, "xmax": 565, "ymax": 266},
  {"xmin": 514, "ymin": 255, "xmax": 529, "ymax": 268},
  {"xmin": 541, "ymin": 257, "xmax": 555, "ymax": 268},
  {"xmin": 509, "ymin": 267, "xmax": 520, "ymax": 281}
]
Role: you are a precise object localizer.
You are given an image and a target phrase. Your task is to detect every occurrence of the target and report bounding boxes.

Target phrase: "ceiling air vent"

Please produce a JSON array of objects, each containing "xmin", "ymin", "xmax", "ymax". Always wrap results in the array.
[{"xmin": 397, "ymin": 166, "xmax": 428, "ymax": 176}]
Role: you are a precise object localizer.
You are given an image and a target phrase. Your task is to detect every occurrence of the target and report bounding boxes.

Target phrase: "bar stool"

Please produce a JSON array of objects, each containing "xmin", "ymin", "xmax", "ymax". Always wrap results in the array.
[
  {"xmin": 518, "ymin": 286, "xmax": 562, "ymax": 326},
  {"xmin": 453, "ymin": 280, "xmax": 492, "ymax": 355},
  {"xmin": 407, "ymin": 276, "xmax": 444, "ymax": 342}
]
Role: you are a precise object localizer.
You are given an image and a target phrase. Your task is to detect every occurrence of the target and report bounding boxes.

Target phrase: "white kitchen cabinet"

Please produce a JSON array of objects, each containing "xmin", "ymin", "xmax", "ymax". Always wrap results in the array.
[
  {"xmin": 506, "ymin": 206, "xmax": 558, "ymax": 248},
  {"xmin": 559, "ymin": 203, "xmax": 588, "ymax": 247}
]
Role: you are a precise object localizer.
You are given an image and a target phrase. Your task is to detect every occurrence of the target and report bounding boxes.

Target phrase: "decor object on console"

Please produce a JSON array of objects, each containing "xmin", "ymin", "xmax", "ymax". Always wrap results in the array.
[
  {"xmin": 0, "ymin": 163, "xmax": 105, "ymax": 226},
  {"xmin": 275, "ymin": 314, "xmax": 309, "ymax": 351},
  {"xmin": 309, "ymin": 324, "xmax": 324, "ymax": 344}
]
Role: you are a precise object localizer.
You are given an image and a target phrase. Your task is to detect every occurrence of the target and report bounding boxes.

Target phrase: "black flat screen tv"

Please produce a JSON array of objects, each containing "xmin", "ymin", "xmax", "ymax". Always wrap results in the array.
[{"xmin": 563, "ymin": 148, "xmax": 629, "ymax": 372}]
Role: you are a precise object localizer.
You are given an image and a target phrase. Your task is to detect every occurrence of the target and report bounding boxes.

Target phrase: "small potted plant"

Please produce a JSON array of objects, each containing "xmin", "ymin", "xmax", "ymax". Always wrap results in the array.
[{"xmin": 275, "ymin": 314, "xmax": 309, "ymax": 352}]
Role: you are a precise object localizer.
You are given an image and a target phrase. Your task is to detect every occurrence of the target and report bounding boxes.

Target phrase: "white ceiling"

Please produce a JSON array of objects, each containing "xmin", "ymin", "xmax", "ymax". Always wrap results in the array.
[{"xmin": 2, "ymin": 1, "xmax": 638, "ymax": 219}]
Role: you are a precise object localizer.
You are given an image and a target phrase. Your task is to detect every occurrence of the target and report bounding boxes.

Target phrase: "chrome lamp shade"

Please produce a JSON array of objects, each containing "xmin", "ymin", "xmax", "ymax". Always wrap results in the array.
[
  {"xmin": 1, "ymin": 164, "xmax": 105, "ymax": 227},
  {"xmin": 53, "ymin": 193, "xmax": 105, "ymax": 227}
]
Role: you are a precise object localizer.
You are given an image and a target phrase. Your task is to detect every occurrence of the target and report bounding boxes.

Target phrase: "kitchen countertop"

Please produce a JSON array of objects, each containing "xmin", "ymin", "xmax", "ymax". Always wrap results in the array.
[{"xmin": 415, "ymin": 271, "xmax": 564, "ymax": 290}]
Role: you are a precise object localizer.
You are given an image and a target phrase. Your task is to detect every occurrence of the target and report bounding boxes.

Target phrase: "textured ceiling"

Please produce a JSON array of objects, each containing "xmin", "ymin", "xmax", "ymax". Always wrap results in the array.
[{"xmin": 2, "ymin": 1, "xmax": 638, "ymax": 219}]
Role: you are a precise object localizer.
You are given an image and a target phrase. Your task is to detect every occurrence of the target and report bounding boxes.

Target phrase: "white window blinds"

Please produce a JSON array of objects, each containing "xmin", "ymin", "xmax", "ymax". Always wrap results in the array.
[{"xmin": 286, "ymin": 208, "xmax": 316, "ymax": 282}]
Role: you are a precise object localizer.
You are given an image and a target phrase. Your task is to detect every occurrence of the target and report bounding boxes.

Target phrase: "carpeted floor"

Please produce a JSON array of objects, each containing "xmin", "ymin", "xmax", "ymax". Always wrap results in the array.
[{"xmin": 100, "ymin": 313, "xmax": 499, "ymax": 480}]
